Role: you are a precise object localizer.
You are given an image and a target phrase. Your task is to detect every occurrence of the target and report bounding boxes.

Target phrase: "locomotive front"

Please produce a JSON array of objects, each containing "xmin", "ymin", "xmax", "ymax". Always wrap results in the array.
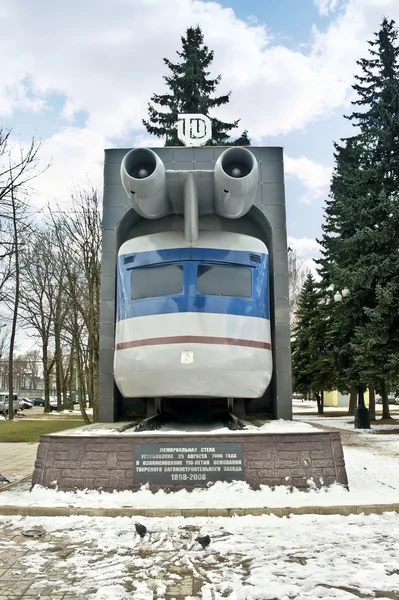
[{"xmin": 114, "ymin": 146, "xmax": 273, "ymax": 403}]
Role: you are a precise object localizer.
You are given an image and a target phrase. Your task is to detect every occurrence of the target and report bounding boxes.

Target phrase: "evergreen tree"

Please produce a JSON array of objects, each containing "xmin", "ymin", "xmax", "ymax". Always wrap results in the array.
[
  {"xmin": 317, "ymin": 140, "xmax": 372, "ymax": 406},
  {"xmin": 317, "ymin": 17, "xmax": 399, "ymax": 419},
  {"xmin": 143, "ymin": 26, "xmax": 248, "ymax": 146},
  {"xmin": 291, "ymin": 274, "xmax": 334, "ymax": 414},
  {"xmin": 230, "ymin": 129, "xmax": 251, "ymax": 147}
]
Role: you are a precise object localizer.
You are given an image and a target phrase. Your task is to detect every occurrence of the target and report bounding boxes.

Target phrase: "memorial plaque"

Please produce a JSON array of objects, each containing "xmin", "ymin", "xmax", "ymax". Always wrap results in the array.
[{"xmin": 134, "ymin": 442, "xmax": 245, "ymax": 485}]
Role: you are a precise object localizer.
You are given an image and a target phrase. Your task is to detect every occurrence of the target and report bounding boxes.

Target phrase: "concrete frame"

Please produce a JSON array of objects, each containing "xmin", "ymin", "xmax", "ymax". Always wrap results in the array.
[{"xmin": 99, "ymin": 146, "xmax": 292, "ymax": 422}]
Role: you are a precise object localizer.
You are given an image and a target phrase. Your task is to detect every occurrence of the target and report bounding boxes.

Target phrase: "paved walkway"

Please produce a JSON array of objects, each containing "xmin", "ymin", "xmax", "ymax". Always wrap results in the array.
[
  {"xmin": 0, "ymin": 521, "xmax": 79, "ymax": 600},
  {"xmin": 0, "ymin": 443, "xmax": 38, "ymax": 479}
]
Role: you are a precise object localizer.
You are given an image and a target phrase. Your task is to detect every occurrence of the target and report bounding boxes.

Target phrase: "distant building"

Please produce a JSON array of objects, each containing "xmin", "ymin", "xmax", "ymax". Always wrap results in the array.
[{"xmin": 324, "ymin": 390, "xmax": 371, "ymax": 408}]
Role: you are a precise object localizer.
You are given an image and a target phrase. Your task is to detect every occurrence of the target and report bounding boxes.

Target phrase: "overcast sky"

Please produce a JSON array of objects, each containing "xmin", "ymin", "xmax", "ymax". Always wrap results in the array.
[{"xmin": 1, "ymin": 0, "xmax": 399, "ymax": 267}]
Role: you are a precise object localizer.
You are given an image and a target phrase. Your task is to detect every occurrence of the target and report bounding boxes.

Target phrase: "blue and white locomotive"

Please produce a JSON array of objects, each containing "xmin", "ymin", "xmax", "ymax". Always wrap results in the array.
[{"xmin": 114, "ymin": 146, "xmax": 273, "ymax": 406}]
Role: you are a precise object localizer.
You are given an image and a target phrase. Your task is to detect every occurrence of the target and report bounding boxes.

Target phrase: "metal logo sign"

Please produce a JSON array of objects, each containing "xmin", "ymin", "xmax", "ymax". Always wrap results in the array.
[{"xmin": 177, "ymin": 113, "xmax": 212, "ymax": 147}]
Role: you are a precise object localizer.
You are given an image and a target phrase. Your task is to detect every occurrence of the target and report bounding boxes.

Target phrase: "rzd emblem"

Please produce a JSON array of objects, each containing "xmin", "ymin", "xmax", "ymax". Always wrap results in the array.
[{"xmin": 177, "ymin": 114, "xmax": 212, "ymax": 147}]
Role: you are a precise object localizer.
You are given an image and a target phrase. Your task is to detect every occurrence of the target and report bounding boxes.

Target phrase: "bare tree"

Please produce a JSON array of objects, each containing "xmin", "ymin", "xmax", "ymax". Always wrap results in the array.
[
  {"xmin": 0, "ymin": 129, "xmax": 43, "ymax": 420},
  {"xmin": 25, "ymin": 349, "xmax": 41, "ymax": 390},
  {"xmin": 51, "ymin": 188, "xmax": 101, "ymax": 422},
  {"xmin": 18, "ymin": 229, "xmax": 58, "ymax": 412},
  {"xmin": 6, "ymin": 187, "xmax": 25, "ymax": 419},
  {"xmin": 0, "ymin": 216, "xmax": 14, "ymax": 304},
  {"xmin": 0, "ymin": 324, "xmax": 9, "ymax": 361}
]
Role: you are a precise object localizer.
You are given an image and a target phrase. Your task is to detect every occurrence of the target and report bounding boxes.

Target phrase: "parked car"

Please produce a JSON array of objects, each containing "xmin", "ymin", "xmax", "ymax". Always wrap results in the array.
[
  {"xmin": 19, "ymin": 397, "xmax": 33, "ymax": 410},
  {"xmin": 375, "ymin": 393, "xmax": 398, "ymax": 405},
  {"xmin": 49, "ymin": 397, "xmax": 58, "ymax": 411},
  {"xmin": 30, "ymin": 397, "xmax": 45, "ymax": 407},
  {"xmin": 0, "ymin": 393, "xmax": 19, "ymax": 414}
]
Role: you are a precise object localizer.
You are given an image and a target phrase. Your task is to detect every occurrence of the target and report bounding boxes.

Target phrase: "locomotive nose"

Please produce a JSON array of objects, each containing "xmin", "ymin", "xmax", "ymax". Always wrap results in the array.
[{"xmin": 214, "ymin": 147, "xmax": 259, "ymax": 219}]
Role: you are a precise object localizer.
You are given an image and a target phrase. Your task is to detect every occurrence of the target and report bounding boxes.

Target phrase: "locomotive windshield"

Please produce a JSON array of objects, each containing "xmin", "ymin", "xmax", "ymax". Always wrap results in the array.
[
  {"xmin": 131, "ymin": 265, "xmax": 183, "ymax": 300},
  {"xmin": 197, "ymin": 265, "xmax": 252, "ymax": 298}
]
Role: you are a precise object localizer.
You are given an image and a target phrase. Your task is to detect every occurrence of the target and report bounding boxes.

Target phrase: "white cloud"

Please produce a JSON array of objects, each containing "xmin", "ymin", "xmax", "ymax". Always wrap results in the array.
[
  {"xmin": 288, "ymin": 236, "xmax": 321, "ymax": 259},
  {"xmin": 24, "ymin": 127, "xmax": 166, "ymax": 209},
  {"xmin": 314, "ymin": 0, "xmax": 342, "ymax": 16},
  {"xmin": 1, "ymin": 0, "xmax": 399, "ymax": 144},
  {"xmin": 284, "ymin": 156, "xmax": 332, "ymax": 190},
  {"xmin": 284, "ymin": 155, "xmax": 332, "ymax": 203},
  {"xmin": 23, "ymin": 127, "xmax": 106, "ymax": 208}
]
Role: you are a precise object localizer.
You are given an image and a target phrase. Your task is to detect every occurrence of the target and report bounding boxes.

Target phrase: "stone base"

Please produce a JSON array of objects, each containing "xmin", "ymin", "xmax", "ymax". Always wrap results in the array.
[{"xmin": 32, "ymin": 428, "xmax": 348, "ymax": 492}]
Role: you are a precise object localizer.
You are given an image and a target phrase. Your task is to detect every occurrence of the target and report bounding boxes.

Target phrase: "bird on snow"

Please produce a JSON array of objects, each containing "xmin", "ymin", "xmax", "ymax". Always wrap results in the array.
[
  {"xmin": 0, "ymin": 474, "xmax": 10, "ymax": 484},
  {"xmin": 196, "ymin": 534, "xmax": 211, "ymax": 549},
  {"xmin": 135, "ymin": 522, "xmax": 147, "ymax": 538}
]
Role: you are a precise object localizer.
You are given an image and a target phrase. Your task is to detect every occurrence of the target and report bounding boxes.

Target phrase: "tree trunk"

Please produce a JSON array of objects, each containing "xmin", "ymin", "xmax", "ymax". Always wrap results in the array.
[
  {"xmin": 381, "ymin": 380, "xmax": 391, "ymax": 420},
  {"xmin": 65, "ymin": 350, "xmax": 74, "ymax": 409},
  {"xmin": 368, "ymin": 386, "xmax": 376, "ymax": 421},
  {"xmin": 315, "ymin": 391, "xmax": 324, "ymax": 415},
  {"xmin": 8, "ymin": 188, "xmax": 20, "ymax": 421},
  {"xmin": 348, "ymin": 388, "xmax": 357, "ymax": 416},
  {"xmin": 54, "ymin": 319, "xmax": 63, "ymax": 412},
  {"xmin": 42, "ymin": 346, "xmax": 53, "ymax": 413},
  {"xmin": 76, "ymin": 339, "xmax": 91, "ymax": 425}
]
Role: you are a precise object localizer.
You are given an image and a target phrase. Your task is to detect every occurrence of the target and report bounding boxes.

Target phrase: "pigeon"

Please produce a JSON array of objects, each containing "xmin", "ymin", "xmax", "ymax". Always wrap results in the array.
[
  {"xmin": 0, "ymin": 474, "xmax": 10, "ymax": 484},
  {"xmin": 135, "ymin": 522, "xmax": 147, "ymax": 538},
  {"xmin": 196, "ymin": 534, "xmax": 211, "ymax": 549}
]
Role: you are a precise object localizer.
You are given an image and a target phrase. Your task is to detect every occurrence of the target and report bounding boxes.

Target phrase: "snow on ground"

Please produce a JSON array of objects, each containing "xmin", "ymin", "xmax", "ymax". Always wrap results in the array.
[
  {"xmin": 66, "ymin": 418, "xmax": 319, "ymax": 436},
  {"xmin": 294, "ymin": 413, "xmax": 399, "ymax": 461},
  {"xmin": 293, "ymin": 400, "xmax": 399, "ymax": 415},
  {"xmin": 1, "ymin": 511, "xmax": 399, "ymax": 600},
  {"xmin": 0, "ymin": 442, "xmax": 398, "ymax": 509},
  {"xmin": 296, "ymin": 412, "xmax": 399, "ymax": 433}
]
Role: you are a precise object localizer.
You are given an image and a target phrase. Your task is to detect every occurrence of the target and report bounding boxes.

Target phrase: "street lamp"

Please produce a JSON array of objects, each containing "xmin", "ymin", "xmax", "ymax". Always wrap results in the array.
[{"xmin": 333, "ymin": 288, "xmax": 370, "ymax": 430}]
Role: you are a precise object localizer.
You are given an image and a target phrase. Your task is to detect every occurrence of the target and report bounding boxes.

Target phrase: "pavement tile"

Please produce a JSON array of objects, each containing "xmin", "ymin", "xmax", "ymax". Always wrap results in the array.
[{"xmin": 0, "ymin": 580, "xmax": 32, "ymax": 595}]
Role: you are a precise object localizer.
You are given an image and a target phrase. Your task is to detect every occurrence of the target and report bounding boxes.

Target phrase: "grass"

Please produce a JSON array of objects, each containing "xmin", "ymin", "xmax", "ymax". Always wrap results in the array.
[
  {"xmin": 0, "ymin": 419, "xmax": 85, "ymax": 442},
  {"xmin": 22, "ymin": 412, "xmax": 84, "ymax": 420}
]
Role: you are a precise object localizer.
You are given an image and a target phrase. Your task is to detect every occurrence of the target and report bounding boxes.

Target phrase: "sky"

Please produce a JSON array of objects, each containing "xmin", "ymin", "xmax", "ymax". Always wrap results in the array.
[{"xmin": 1, "ymin": 0, "xmax": 399, "ymax": 268}]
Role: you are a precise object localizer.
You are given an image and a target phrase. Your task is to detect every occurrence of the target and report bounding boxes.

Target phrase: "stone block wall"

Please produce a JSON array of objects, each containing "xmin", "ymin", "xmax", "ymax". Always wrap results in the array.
[{"xmin": 32, "ymin": 431, "xmax": 348, "ymax": 492}]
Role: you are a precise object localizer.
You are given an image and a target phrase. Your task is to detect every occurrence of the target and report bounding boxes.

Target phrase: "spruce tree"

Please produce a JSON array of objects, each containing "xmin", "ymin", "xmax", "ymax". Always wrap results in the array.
[
  {"xmin": 317, "ymin": 140, "xmax": 371, "ymax": 406},
  {"xmin": 317, "ymin": 18, "xmax": 399, "ymax": 418},
  {"xmin": 291, "ymin": 274, "xmax": 334, "ymax": 414},
  {"xmin": 143, "ymin": 26, "xmax": 248, "ymax": 146}
]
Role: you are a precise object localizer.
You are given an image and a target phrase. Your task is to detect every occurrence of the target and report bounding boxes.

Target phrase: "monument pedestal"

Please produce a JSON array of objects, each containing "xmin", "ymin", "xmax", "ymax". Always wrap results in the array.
[{"xmin": 32, "ymin": 426, "xmax": 348, "ymax": 492}]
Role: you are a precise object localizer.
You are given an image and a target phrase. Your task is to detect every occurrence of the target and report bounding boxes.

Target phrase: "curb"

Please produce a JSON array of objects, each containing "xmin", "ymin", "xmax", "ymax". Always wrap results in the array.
[{"xmin": 0, "ymin": 504, "xmax": 397, "ymax": 518}]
